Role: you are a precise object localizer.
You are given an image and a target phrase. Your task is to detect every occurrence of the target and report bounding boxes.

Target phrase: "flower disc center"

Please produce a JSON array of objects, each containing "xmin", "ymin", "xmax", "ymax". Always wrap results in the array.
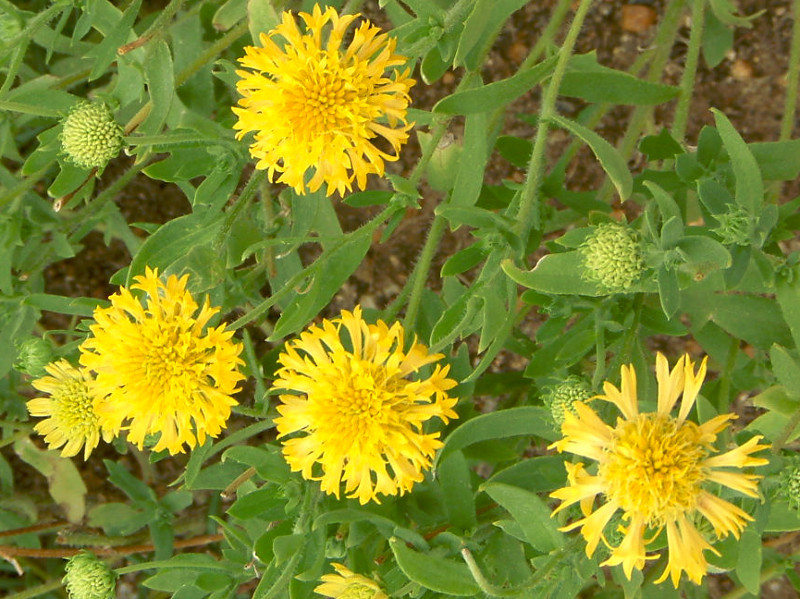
[{"xmin": 599, "ymin": 414, "xmax": 708, "ymax": 526}]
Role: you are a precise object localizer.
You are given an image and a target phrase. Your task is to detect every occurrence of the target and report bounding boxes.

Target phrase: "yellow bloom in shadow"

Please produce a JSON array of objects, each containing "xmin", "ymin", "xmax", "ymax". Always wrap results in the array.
[
  {"xmin": 549, "ymin": 352, "xmax": 769, "ymax": 587},
  {"xmin": 315, "ymin": 563, "xmax": 386, "ymax": 599},
  {"xmin": 27, "ymin": 360, "xmax": 110, "ymax": 460},
  {"xmin": 79, "ymin": 268, "xmax": 245, "ymax": 455},
  {"xmin": 274, "ymin": 307, "xmax": 458, "ymax": 504},
  {"xmin": 233, "ymin": 4, "xmax": 415, "ymax": 197}
]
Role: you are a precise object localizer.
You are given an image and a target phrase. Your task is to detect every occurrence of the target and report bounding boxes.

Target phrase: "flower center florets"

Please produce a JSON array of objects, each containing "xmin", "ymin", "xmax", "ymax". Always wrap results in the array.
[
  {"xmin": 56, "ymin": 379, "xmax": 96, "ymax": 432},
  {"xmin": 599, "ymin": 413, "xmax": 708, "ymax": 526}
]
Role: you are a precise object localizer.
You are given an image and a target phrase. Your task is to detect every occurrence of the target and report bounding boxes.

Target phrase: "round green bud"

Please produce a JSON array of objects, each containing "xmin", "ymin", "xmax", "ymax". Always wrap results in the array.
[
  {"xmin": 780, "ymin": 459, "xmax": 800, "ymax": 511},
  {"xmin": 60, "ymin": 101, "xmax": 124, "ymax": 170},
  {"xmin": 580, "ymin": 222, "xmax": 645, "ymax": 293},
  {"xmin": 63, "ymin": 552, "xmax": 116, "ymax": 599},
  {"xmin": 713, "ymin": 207, "xmax": 752, "ymax": 246},
  {"xmin": 14, "ymin": 338, "xmax": 55, "ymax": 378},
  {"xmin": 543, "ymin": 376, "xmax": 593, "ymax": 426}
]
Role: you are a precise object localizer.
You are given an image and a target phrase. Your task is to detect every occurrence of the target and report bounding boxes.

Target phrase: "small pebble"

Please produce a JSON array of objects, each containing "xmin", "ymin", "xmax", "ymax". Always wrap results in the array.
[
  {"xmin": 621, "ymin": 4, "xmax": 657, "ymax": 32},
  {"xmin": 730, "ymin": 59, "xmax": 753, "ymax": 80}
]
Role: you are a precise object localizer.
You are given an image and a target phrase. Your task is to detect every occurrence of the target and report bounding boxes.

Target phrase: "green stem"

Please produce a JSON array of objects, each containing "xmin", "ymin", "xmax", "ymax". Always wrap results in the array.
[
  {"xmin": 514, "ymin": 0, "xmax": 594, "ymax": 242},
  {"xmin": 780, "ymin": 0, "xmax": 800, "ymax": 142},
  {"xmin": 592, "ymin": 306, "xmax": 606, "ymax": 389},
  {"xmin": 671, "ymin": 0, "xmax": 705, "ymax": 141},
  {"xmin": 401, "ymin": 217, "xmax": 446, "ymax": 329},
  {"xmin": 176, "ymin": 19, "xmax": 249, "ymax": 87},
  {"xmin": 213, "ymin": 169, "xmax": 267, "ymax": 253},
  {"xmin": 600, "ymin": 0, "xmax": 687, "ymax": 202},
  {"xmin": 118, "ymin": 0, "xmax": 185, "ymax": 55},
  {"xmin": 5, "ymin": 579, "xmax": 63, "ymax": 599},
  {"xmin": 402, "ymin": 0, "xmax": 476, "ymax": 59}
]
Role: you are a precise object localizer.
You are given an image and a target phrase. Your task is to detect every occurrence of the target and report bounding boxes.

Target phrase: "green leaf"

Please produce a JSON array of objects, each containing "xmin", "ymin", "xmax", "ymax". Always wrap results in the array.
[
  {"xmin": 435, "ymin": 406, "xmax": 557, "ymax": 470},
  {"xmin": 140, "ymin": 40, "xmax": 175, "ymax": 135},
  {"xmin": 213, "ymin": 0, "xmax": 247, "ymax": 31},
  {"xmin": 561, "ymin": 54, "xmax": 679, "ymax": 105},
  {"xmin": 765, "ymin": 499, "xmax": 800, "ymax": 532},
  {"xmin": 22, "ymin": 294, "xmax": 102, "ymax": 317},
  {"xmin": 712, "ymin": 108, "xmax": 763, "ymax": 213},
  {"xmin": 657, "ymin": 266, "xmax": 680, "ymax": 319},
  {"xmin": 105, "ymin": 459, "xmax": 156, "ymax": 505},
  {"xmin": 126, "ymin": 213, "xmax": 224, "ymax": 285},
  {"xmin": 87, "ymin": 0, "xmax": 141, "ymax": 81},
  {"xmin": 502, "ymin": 254, "xmax": 600, "ymax": 296},
  {"xmin": 675, "ymin": 235, "xmax": 731, "ymax": 277},
  {"xmin": 438, "ymin": 451, "xmax": 477, "ymax": 531},
  {"xmin": 702, "ymin": 9, "xmax": 733, "ymax": 68},
  {"xmin": 750, "ymin": 139, "xmax": 800, "ymax": 181},
  {"xmin": 451, "ymin": 112, "xmax": 489, "ymax": 206},
  {"xmin": 441, "ymin": 243, "xmax": 489, "ymax": 277},
  {"xmin": 223, "ymin": 445, "xmax": 290, "ymax": 483},
  {"xmin": 228, "ymin": 484, "xmax": 286, "ymax": 520},
  {"xmin": 273, "ymin": 534, "xmax": 305, "ymax": 565},
  {"xmin": 13, "ymin": 438, "xmax": 87, "ymax": 523},
  {"xmin": 708, "ymin": 294, "xmax": 793, "ymax": 349},
  {"xmin": 248, "ymin": 0, "xmax": 280, "ymax": 38},
  {"xmin": 270, "ymin": 232, "xmax": 371, "ymax": 340},
  {"xmin": 770, "ymin": 345, "xmax": 800, "ymax": 399},
  {"xmin": 389, "ymin": 538, "xmax": 479, "ymax": 596},
  {"xmin": 550, "ymin": 115, "xmax": 632, "ymax": 200},
  {"xmin": 643, "ymin": 181, "xmax": 681, "ymax": 223},
  {"xmin": 433, "ymin": 54, "xmax": 558, "ymax": 114},
  {"xmin": 639, "ymin": 128, "xmax": 684, "ymax": 160},
  {"xmin": 482, "ymin": 482, "xmax": 564, "ymax": 552},
  {"xmin": 454, "ymin": 0, "xmax": 529, "ymax": 70},
  {"xmin": 735, "ymin": 528, "xmax": 762, "ymax": 595}
]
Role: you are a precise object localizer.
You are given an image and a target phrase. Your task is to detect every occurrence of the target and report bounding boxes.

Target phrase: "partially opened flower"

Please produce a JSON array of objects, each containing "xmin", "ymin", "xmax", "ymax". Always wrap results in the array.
[
  {"xmin": 79, "ymin": 267, "xmax": 245, "ymax": 454},
  {"xmin": 550, "ymin": 352, "xmax": 769, "ymax": 587},
  {"xmin": 233, "ymin": 4, "xmax": 415, "ymax": 196},
  {"xmin": 27, "ymin": 360, "xmax": 110, "ymax": 460},
  {"xmin": 315, "ymin": 563, "xmax": 387, "ymax": 599},
  {"xmin": 274, "ymin": 306, "xmax": 458, "ymax": 504}
]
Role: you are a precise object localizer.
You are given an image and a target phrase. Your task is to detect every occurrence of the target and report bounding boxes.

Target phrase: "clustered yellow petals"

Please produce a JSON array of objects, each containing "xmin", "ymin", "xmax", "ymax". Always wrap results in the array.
[
  {"xmin": 274, "ymin": 306, "xmax": 458, "ymax": 504},
  {"xmin": 27, "ymin": 360, "xmax": 110, "ymax": 460},
  {"xmin": 233, "ymin": 3, "xmax": 415, "ymax": 196},
  {"xmin": 315, "ymin": 563, "xmax": 387, "ymax": 599},
  {"xmin": 75, "ymin": 267, "xmax": 245, "ymax": 455},
  {"xmin": 550, "ymin": 352, "xmax": 770, "ymax": 587}
]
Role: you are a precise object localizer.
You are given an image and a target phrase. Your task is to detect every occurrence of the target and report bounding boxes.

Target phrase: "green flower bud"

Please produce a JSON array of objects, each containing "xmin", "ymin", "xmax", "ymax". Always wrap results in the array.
[
  {"xmin": 14, "ymin": 338, "xmax": 55, "ymax": 378},
  {"xmin": 580, "ymin": 222, "xmax": 645, "ymax": 293},
  {"xmin": 63, "ymin": 552, "xmax": 116, "ymax": 599},
  {"xmin": 60, "ymin": 101, "xmax": 124, "ymax": 170},
  {"xmin": 780, "ymin": 458, "xmax": 800, "ymax": 511},
  {"xmin": 543, "ymin": 376, "xmax": 593, "ymax": 426},
  {"xmin": 713, "ymin": 207, "xmax": 752, "ymax": 246}
]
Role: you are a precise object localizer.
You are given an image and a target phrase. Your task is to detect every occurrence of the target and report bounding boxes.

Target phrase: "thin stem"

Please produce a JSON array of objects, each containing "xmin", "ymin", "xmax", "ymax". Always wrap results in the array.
[
  {"xmin": 5, "ymin": 579, "xmax": 63, "ymax": 599},
  {"xmin": 118, "ymin": 0, "xmax": 186, "ymax": 55},
  {"xmin": 401, "ymin": 217, "xmax": 446, "ymax": 329},
  {"xmin": 592, "ymin": 306, "xmax": 606, "ymax": 389},
  {"xmin": 213, "ymin": 169, "xmax": 266, "ymax": 253},
  {"xmin": 0, "ymin": 533, "xmax": 223, "ymax": 559},
  {"xmin": 0, "ymin": 521, "xmax": 68, "ymax": 539},
  {"xmin": 780, "ymin": 0, "xmax": 800, "ymax": 142},
  {"xmin": 514, "ymin": 0, "xmax": 594, "ymax": 242},
  {"xmin": 221, "ymin": 466, "xmax": 257, "ymax": 500},
  {"xmin": 175, "ymin": 20, "xmax": 249, "ymax": 88},
  {"xmin": 671, "ymin": 0, "xmax": 706, "ymax": 141},
  {"xmin": 600, "ymin": 0, "xmax": 687, "ymax": 202}
]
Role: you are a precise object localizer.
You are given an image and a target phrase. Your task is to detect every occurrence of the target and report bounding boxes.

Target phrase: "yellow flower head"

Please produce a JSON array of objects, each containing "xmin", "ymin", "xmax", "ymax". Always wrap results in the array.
[
  {"xmin": 79, "ymin": 267, "xmax": 245, "ymax": 455},
  {"xmin": 315, "ymin": 563, "xmax": 387, "ymax": 599},
  {"xmin": 274, "ymin": 306, "xmax": 458, "ymax": 504},
  {"xmin": 27, "ymin": 360, "xmax": 110, "ymax": 460},
  {"xmin": 232, "ymin": 3, "xmax": 416, "ymax": 197},
  {"xmin": 549, "ymin": 352, "xmax": 769, "ymax": 587}
]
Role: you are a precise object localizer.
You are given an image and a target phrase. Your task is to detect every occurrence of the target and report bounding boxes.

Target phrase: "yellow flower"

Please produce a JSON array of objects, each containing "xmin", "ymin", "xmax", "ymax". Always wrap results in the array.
[
  {"xmin": 27, "ymin": 360, "xmax": 110, "ymax": 460},
  {"xmin": 79, "ymin": 267, "xmax": 245, "ymax": 455},
  {"xmin": 232, "ymin": 4, "xmax": 415, "ymax": 197},
  {"xmin": 274, "ymin": 306, "xmax": 458, "ymax": 504},
  {"xmin": 315, "ymin": 563, "xmax": 387, "ymax": 599},
  {"xmin": 549, "ymin": 352, "xmax": 769, "ymax": 587}
]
